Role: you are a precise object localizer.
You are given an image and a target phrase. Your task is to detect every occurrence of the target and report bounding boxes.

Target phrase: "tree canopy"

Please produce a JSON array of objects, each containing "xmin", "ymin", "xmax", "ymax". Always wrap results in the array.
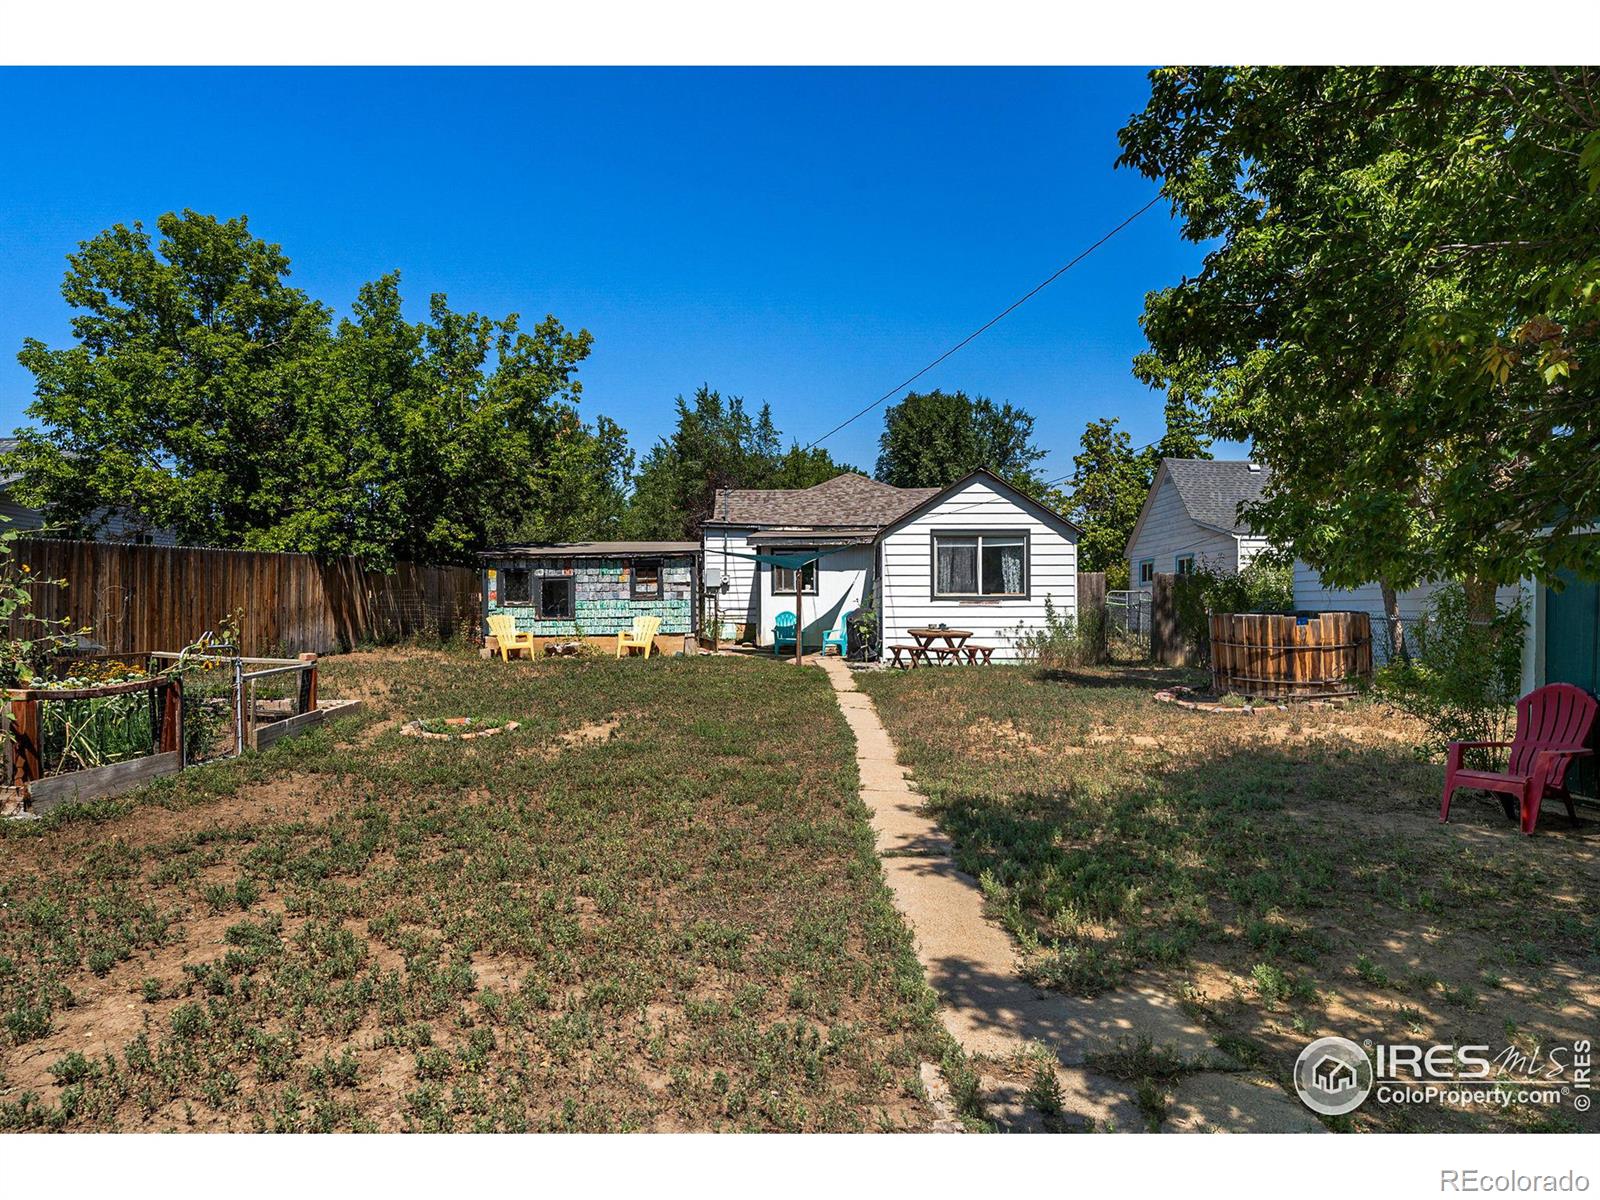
[
  {"xmin": 1118, "ymin": 67, "xmax": 1600, "ymax": 613},
  {"xmin": 628, "ymin": 386, "xmax": 859, "ymax": 539},
  {"xmin": 874, "ymin": 390, "xmax": 1049, "ymax": 496},
  {"xmin": 11, "ymin": 212, "xmax": 597, "ymax": 564},
  {"xmin": 1067, "ymin": 397, "xmax": 1213, "ymax": 586}
]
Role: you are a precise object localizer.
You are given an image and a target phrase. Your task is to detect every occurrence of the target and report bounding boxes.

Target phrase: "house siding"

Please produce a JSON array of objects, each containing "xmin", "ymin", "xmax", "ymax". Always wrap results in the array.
[
  {"xmin": 485, "ymin": 555, "xmax": 694, "ymax": 637},
  {"xmin": 759, "ymin": 544, "xmax": 872, "ymax": 649},
  {"xmin": 703, "ymin": 527, "xmax": 759, "ymax": 642},
  {"xmin": 878, "ymin": 475, "xmax": 1077, "ymax": 661},
  {"xmin": 1126, "ymin": 474, "xmax": 1239, "ymax": 579},
  {"xmin": 1291, "ymin": 561, "xmax": 1521, "ymax": 663}
]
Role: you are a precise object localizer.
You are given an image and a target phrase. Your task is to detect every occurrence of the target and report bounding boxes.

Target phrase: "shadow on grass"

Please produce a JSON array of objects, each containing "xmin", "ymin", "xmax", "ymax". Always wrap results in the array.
[{"xmin": 1035, "ymin": 665, "xmax": 1208, "ymax": 691}]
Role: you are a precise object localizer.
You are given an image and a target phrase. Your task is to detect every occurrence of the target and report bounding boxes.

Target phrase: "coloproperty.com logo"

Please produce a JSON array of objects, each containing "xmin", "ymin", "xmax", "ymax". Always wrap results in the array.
[{"xmin": 1293, "ymin": 1036, "xmax": 1593, "ymax": 1117}]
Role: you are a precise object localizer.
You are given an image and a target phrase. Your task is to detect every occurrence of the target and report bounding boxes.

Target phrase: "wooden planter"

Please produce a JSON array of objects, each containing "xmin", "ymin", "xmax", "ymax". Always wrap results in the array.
[{"xmin": 1208, "ymin": 611, "xmax": 1373, "ymax": 699}]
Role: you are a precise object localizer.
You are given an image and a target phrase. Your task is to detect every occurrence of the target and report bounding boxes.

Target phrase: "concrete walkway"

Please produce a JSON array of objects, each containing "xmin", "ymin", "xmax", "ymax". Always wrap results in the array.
[{"xmin": 818, "ymin": 656, "xmax": 1323, "ymax": 1133}]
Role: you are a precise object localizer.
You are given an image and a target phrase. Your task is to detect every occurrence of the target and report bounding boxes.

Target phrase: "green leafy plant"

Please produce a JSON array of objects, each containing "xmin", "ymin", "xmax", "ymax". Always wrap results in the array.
[
  {"xmin": 1373, "ymin": 583, "xmax": 1527, "ymax": 764},
  {"xmin": 1012, "ymin": 596, "xmax": 1101, "ymax": 670},
  {"xmin": 1172, "ymin": 558, "xmax": 1294, "ymax": 660}
]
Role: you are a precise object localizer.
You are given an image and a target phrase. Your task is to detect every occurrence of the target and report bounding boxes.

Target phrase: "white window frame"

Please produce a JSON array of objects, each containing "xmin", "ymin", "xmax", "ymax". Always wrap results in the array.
[
  {"xmin": 772, "ymin": 553, "xmax": 818, "ymax": 595},
  {"xmin": 1175, "ymin": 553, "xmax": 1196, "ymax": 576},
  {"xmin": 1136, "ymin": 558, "xmax": 1155, "ymax": 586},
  {"xmin": 931, "ymin": 531, "xmax": 1030, "ymax": 599}
]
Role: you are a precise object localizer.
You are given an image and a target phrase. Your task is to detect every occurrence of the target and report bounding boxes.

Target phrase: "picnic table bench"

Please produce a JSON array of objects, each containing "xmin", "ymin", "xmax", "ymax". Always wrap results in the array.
[{"xmin": 887, "ymin": 629, "xmax": 995, "ymax": 667}]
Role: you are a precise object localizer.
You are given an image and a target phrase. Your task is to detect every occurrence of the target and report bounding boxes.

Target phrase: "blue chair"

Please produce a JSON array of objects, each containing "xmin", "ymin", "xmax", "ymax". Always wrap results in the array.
[
  {"xmin": 772, "ymin": 610, "xmax": 798, "ymax": 656},
  {"xmin": 821, "ymin": 613, "xmax": 849, "ymax": 657}
]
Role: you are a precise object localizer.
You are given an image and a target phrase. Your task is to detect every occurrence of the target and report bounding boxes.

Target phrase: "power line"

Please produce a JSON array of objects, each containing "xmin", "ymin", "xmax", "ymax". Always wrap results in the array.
[{"xmin": 802, "ymin": 194, "xmax": 1164, "ymax": 452}]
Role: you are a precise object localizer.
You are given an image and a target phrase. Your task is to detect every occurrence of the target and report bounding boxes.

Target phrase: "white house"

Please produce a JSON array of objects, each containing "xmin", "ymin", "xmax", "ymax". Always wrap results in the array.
[
  {"xmin": 702, "ymin": 469, "xmax": 1080, "ymax": 661},
  {"xmin": 0, "ymin": 437, "xmax": 178, "ymax": 546},
  {"xmin": 1124, "ymin": 458, "xmax": 1273, "ymax": 588}
]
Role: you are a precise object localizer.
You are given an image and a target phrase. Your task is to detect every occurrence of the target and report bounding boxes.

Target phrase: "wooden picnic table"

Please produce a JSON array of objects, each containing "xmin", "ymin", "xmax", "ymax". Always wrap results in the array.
[{"xmin": 907, "ymin": 627, "xmax": 974, "ymax": 664}]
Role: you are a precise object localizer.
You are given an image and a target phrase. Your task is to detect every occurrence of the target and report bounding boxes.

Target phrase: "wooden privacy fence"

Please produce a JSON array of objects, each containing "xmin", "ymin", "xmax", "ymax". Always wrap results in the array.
[
  {"xmin": 1209, "ymin": 611, "xmax": 1374, "ymax": 699},
  {"xmin": 5, "ymin": 539, "xmax": 480, "ymax": 656}
]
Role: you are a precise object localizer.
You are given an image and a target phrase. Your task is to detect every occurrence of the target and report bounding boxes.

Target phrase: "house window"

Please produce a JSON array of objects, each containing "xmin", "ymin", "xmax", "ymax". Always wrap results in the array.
[
  {"xmin": 772, "ymin": 554, "xmax": 818, "ymax": 595},
  {"xmin": 539, "ymin": 576, "xmax": 574, "ymax": 619},
  {"xmin": 1137, "ymin": 559, "xmax": 1155, "ymax": 586},
  {"xmin": 1175, "ymin": 554, "xmax": 1196, "ymax": 576},
  {"xmin": 502, "ymin": 567, "xmax": 532, "ymax": 605},
  {"xmin": 631, "ymin": 560, "xmax": 662, "ymax": 600},
  {"xmin": 933, "ymin": 533, "xmax": 1027, "ymax": 598}
]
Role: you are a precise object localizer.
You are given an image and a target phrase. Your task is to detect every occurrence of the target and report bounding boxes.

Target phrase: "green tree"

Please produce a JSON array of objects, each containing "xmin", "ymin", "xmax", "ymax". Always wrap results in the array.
[
  {"xmin": 629, "ymin": 386, "xmax": 858, "ymax": 538},
  {"xmin": 11, "ymin": 211, "xmax": 332, "ymax": 546},
  {"xmin": 1118, "ymin": 68, "xmax": 1600, "ymax": 620},
  {"xmin": 1068, "ymin": 396, "xmax": 1212, "ymax": 586},
  {"xmin": 874, "ymin": 390, "xmax": 1048, "ymax": 495},
  {"xmin": 10, "ymin": 216, "xmax": 596, "ymax": 564},
  {"xmin": 513, "ymin": 413, "xmax": 634, "ymax": 544}
]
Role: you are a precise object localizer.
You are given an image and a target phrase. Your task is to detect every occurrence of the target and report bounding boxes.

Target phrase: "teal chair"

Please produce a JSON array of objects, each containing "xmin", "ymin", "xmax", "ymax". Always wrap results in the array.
[
  {"xmin": 772, "ymin": 610, "xmax": 798, "ymax": 656},
  {"xmin": 821, "ymin": 613, "xmax": 849, "ymax": 657}
]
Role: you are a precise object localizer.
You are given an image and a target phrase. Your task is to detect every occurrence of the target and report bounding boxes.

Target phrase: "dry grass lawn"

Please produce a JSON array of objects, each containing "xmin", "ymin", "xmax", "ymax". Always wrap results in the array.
[
  {"xmin": 857, "ymin": 663, "xmax": 1599, "ymax": 1133},
  {"xmin": 0, "ymin": 648, "xmax": 963, "ymax": 1132}
]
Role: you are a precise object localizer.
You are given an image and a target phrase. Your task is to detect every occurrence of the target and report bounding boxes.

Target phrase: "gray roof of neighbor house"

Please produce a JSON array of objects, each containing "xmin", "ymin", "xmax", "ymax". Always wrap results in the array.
[
  {"xmin": 483, "ymin": 541, "xmax": 700, "ymax": 558},
  {"xmin": 707, "ymin": 472, "xmax": 940, "ymax": 529},
  {"xmin": 0, "ymin": 438, "xmax": 19, "ymax": 487},
  {"xmin": 1162, "ymin": 458, "xmax": 1270, "ymax": 534}
]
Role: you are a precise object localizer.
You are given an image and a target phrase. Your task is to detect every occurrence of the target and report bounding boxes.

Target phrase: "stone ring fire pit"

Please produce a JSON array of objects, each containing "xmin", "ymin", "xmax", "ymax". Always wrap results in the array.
[{"xmin": 399, "ymin": 717, "xmax": 521, "ymax": 741}]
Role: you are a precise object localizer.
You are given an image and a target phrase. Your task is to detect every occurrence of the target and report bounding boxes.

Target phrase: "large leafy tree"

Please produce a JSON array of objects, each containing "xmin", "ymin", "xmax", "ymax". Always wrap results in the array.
[
  {"xmin": 12, "ymin": 211, "xmax": 332, "ymax": 546},
  {"xmin": 629, "ymin": 386, "xmax": 858, "ymax": 538},
  {"xmin": 875, "ymin": 389, "xmax": 1049, "ymax": 495},
  {"xmin": 1068, "ymin": 397, "xmax": 1213, "ymax": 585},
  {"xmin": 1119, "ymin": 68, "xmax": 1600, "ymax": 618},
  {"xmin": 10, "ymin": 214, "xmax": 596, "ymax": 564}
]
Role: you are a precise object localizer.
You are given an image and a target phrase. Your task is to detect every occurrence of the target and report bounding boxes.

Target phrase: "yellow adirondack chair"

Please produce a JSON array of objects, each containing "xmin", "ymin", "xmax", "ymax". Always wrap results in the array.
[
  {"xmin": 487, "ymin": 613, "xmax": 535, "ymax": 662},
  {"xmin": 617, "ymin": 615, "xmax": 662, "ymax": 659}
]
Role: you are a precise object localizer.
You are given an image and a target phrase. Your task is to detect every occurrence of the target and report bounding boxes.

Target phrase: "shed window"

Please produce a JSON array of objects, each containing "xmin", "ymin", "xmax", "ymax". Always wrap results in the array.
[
  {"xmin": 539, "ymin": 577, "xmax": 574, "ymax": 619},
  {"xmin": 502, "ymin": 567, "xmax": 532, "ymax": 605},
  {"xmin": 631, "ymin": 560, "xmax": 661, "ymax": 599},
  {"xmin": 1137, "ymin": 559, "xmax": 1155, "ymax": 586},
  {"xmin": 1175, "ymin": 554, "xmax": 1196, "ymax": 576},
  {"xmin": 934, "ymin": 533, "xmax": 1027, "ymax": 598},
  {"xmin": 772, "ymin": 555, "xmax": 818, "ymax": 595}
]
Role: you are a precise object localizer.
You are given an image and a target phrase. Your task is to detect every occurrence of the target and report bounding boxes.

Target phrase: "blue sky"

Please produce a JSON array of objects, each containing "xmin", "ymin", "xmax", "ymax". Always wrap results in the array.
[{"xmin": 0, "ymin": 67, "xmax": 1219, "ymax": 480}]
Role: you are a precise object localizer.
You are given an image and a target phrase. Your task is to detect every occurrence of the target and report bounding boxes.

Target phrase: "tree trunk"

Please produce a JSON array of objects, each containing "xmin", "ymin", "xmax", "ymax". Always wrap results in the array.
[
  {"xmin": 1462, "ymin": 577, "xmax": 1500, "ymax": 625},
  {"xmin": 1379, "ymin": 578, "xmax": 1406, "ymax": 662}
]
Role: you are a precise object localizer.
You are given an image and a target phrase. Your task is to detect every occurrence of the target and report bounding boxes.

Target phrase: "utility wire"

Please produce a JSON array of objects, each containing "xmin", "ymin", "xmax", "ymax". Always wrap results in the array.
[{"xmin": 802, "ymin": 194, "xmax": 1164, "ymax": 452}]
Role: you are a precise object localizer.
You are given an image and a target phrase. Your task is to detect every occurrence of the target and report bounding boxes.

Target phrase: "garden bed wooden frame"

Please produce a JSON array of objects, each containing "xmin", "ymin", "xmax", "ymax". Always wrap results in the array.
[{"xmin": 4, "ymin": 652, "xmax": 363, "ymax": 816}]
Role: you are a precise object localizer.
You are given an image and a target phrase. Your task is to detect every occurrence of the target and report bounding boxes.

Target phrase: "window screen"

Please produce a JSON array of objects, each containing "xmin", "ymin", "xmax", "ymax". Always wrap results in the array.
[
  {"xmin": 539, "ymin": 576, "xmax": 574, "ymax": 619},
  {"xmin": 502, "ymin": 567, "xmax": 532, "ymax": 605},
  {"xmin": 632, "ymin": 560, "xmax": 661, "ymax": 599},
  {"xmin": 772, "ymin": 555, "xmax": 818, "ymax": 594}
]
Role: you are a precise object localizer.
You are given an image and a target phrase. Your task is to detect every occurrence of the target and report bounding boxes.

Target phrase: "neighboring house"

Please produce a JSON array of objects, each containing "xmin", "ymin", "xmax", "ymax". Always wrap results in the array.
[
  {"xmin": 0, "ymin": 438, "xmax": 178, "ymax": 546},
  {"xmin": 479, "ymin": 541, "xmax": 701, "ymax": 655},
  {"xmin": 703, "ymin": 469, "xmax": 1080, "ymax": 660},
  {"xmin": 1291, "ymin": 568, "xmax": 1522, "ymax": 663},
  {"xmin": 1124, "ymin": 458, "xmax": 1273, "ymax": 588}
]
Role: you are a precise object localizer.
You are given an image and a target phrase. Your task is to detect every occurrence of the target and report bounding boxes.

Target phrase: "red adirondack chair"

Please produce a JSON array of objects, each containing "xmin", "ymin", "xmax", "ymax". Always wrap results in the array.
[{"xmin": 1440, "ymin": 683, "xmax": 1597, "ymax": 835}]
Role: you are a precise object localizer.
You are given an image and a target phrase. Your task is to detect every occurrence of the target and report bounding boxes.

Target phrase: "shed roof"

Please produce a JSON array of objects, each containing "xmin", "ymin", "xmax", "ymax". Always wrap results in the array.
[
  {"xmin": 483, "ymin": 541, "xmax": 700, "ymax": 558},
  {"xmin": 1161, "ymin": 458, "xmax": 1270, "ymax": 534},
  {"xmin": 707, "ymin": 472, "xmax": 939, "ymax": 529}
]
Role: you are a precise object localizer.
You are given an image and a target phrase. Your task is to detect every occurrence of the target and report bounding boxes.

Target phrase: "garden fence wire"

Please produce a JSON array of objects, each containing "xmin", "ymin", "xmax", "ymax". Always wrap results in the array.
[{"xmin": 1105, "ymin": 589, "xmax": 1152, "ymax": 662}]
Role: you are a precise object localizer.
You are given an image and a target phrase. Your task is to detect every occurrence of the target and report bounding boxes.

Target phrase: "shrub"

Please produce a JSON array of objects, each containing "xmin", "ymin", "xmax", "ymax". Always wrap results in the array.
[
  {"xmin": 1373, "ymin": 582, "xmax": 1526, "ymax": 763},
  {"xmin": 1012, "ymin": 597, "xmax": 1100, "ymax": 670},
  {"xmin": 1172, "ymin": 558, "xmax": 1294, "ymax": 661}
]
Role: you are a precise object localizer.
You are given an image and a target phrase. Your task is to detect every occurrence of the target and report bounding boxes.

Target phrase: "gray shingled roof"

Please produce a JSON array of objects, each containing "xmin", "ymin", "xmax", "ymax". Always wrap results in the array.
[
  {"xmin": 1163, "ymin": 458, "xmax": 1270, "ymax": 534},
  {"xmin": 708, "ymin": 472, "xmax": 940, "ymax": 529},
  {"xmin": 483, "ymin": 541, "xmax": 700, "ymax": 558}
]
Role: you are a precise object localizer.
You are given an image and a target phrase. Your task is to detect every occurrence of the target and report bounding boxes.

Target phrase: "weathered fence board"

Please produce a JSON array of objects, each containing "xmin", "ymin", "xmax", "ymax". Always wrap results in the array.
[
  {"xmin": 24, "ymin": 751, "xmax": 183, "ymax": 814},
  {"xmin": 6, "ymin": 539, "xmax": 479, "ymax": 656},
  {"xmin": 1209, "ymin": 610, "xmax": 1373, "ymax": 699},
  {"xmin": 1150, "ymin": 573, "xmax": 1200, "ymax": 667},
  {"xmin": 1077, "ymin": 570, "xmax": 1108, "ymax": 665}
]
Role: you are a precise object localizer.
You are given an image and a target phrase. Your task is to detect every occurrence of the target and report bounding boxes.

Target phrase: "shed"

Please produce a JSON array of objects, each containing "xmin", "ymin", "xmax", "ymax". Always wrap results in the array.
[{"xmin": 479, "ymin": 541, "xmax": 701, "ymax": 656}]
